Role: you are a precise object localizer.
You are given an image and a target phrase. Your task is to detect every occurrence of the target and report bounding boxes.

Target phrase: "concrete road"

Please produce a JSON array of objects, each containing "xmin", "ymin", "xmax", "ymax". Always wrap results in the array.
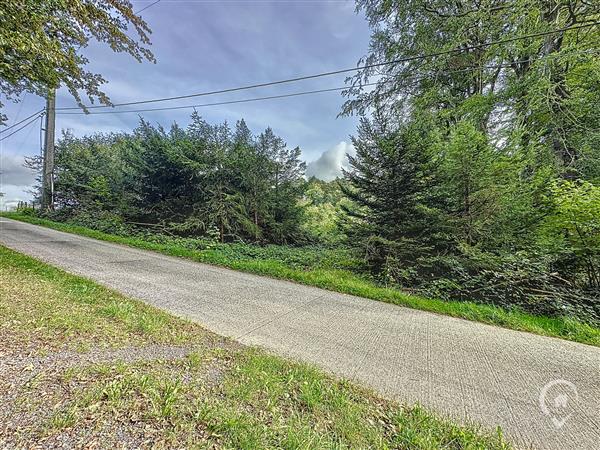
[{"xmin": 1, "ymin": 218, "xmax": 599, "ymax": 449}]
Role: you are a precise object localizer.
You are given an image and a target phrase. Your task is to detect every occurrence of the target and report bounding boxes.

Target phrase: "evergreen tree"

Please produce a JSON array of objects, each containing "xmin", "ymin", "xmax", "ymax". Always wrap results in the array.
[
  {"xmin": 232, "ymin": 119, "xmax": 268, "ymax": 240},
  {"xmin": 125, "ymin": 121, "xmax": 191, "ymax": 223},
  {"xmin": 258, "ymin": 128, "xmax": 307, "ymax": 243},
  {"xmin": 46, "ymin": 114, "xmax": 308, "ymax": 244},
  {"xmin": 343, "ymin": 114, "xmax": 449, "ymax": 276}
]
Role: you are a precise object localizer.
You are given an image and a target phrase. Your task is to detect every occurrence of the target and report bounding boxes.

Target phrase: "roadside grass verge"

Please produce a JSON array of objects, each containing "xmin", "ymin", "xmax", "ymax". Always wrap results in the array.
[
  {"xmin": 3, "ymin": 212, "xmax": 600, "ymax": 348},
  {"xmin": 0, "ymin": 245, "xmax": 212, "ymax": 355},
  {"xmin": 0, "ymin": 245, "xmax": 510, "ymax": 448}
]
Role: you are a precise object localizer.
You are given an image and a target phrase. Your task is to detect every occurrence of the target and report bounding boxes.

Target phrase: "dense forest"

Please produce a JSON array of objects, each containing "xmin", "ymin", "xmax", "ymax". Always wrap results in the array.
[
  {"xmin": 338, "ymin": 0, "xmax": 600, "ymax": 319},
  {"xmin": 37, "ymin": 115, "xmax": 308, "ymax": 245},
  {"xmin": 26, "ymin": 1, "xmax": 599, "ymax": 323}
]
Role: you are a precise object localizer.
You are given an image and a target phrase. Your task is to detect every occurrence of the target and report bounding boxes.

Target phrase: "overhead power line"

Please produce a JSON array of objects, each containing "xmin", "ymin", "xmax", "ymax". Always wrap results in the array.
[
  {"xmin": 136, "ymin": 0, "xmax": 161, "ymax": 14},
  {"xmin": 0, "ymin": 109, "xmax": 45, "ymax": 134},
  {"xmin": 0, "ymin": 113, "xmax": 43, "ymax": 142},
  {"xmin": 15, "ymin": 109, "xmax": 38, "ymax": 153},
  {"xmin": 54, "ymin": 61, "xmax": 522, "ymax": 116},
  {"xmin": 56, "ymin": 84, "xmax": 379, "ymax": 115},
  {"xmin": 55, "ymin": 21, "xmax": 600, "ymax": 112},
  {"xmin": 55, "ymin": 50, "xmax": 599, "ymax": 116}
]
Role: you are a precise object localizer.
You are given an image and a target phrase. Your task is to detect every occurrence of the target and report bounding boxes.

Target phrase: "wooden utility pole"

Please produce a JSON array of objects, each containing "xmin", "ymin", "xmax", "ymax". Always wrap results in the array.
[{"xmin": 41, "ymin": 89, "xmax": 56, "ymax": 211}]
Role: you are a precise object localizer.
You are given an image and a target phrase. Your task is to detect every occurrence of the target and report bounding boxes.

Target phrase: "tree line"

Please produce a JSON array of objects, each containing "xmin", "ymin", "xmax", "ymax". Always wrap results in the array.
[
  {"xmin": 35, "ymin": 113, "xmax": 307, "ymax": 244},
  {"xmin": 339, "ymin": 0, "xmax": 599, "ymax": 319}
]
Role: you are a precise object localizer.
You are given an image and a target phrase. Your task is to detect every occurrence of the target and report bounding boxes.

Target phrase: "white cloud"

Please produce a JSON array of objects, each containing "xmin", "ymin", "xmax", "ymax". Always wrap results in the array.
[
  {"xmin": 0, "ymin": 152, "xmax": 37, "ymax": 186},
  {"xmin": 306, "ymin": 141, "xmax": 355, "ymax": 181},
  {"xmin": 0, "ymin": 184, "xmax": 34, "ymax": 211},
  {"xmin": 0, "ymin": 153, "xmax": 37, "ymax": 210}
]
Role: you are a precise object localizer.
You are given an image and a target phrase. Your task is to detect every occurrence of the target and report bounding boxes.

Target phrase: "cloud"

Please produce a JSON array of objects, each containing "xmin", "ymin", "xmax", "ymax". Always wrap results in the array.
[
  {"xmin": 0, "ymin": 153, "xmax": 37, "ymax": 185},
  {"xmin": 306, "ymin": 141, "xmax": 355, "ymax": 181},
  {"xmin": 0, "ymin": 153, "xmax": 37, "ymax": 210},
  {"xmin": 0, "ymin": 184, "xmax": 34, "ymax": 211}
]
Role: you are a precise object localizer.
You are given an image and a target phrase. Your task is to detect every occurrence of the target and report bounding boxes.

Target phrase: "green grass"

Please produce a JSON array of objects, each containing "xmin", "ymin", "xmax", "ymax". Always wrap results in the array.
[
  {"xmin": 4, "ymin": 212, "xmax": 600, "ymax": 348},
  {"xmin": 2, "ymin": 245, "xmax": 510, "ymax": 448},
  {"xmin": 0, "ymin": 245, "xmax": 213, "ymax": 353}
]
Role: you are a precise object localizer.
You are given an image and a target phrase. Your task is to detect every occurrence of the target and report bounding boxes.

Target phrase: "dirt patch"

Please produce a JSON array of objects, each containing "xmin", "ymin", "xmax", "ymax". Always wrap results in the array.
[
  {"xmin": 0, "ymin": 344, "xmax": 197, "ymax": 374},
  {"xmin": 0, "ymin": 343, "xmax": 223, "ymax": 449}
]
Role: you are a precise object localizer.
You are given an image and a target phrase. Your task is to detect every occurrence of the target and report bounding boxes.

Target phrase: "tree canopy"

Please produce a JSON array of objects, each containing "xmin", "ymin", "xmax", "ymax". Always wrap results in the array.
[
  {"xmin": 45, "ymin": 114, "xmax": 307, "ymax": 245},
  {"xmin": 341, "ymin": 0, "xmax": 600, "ymax": 319},
  {"xmin": 1, "ymin": 0, "xmax": 154, "ymax": 123},
  {"xmin": 344, "ymin": 0, "xmax": 600, "ymax": 178}
]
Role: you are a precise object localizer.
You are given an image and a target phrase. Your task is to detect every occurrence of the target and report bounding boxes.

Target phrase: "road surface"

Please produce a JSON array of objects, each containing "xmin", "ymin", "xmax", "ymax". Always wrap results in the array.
[{"xmin": 1, "ymin": 218, "xmax": 599, "ymax": 449}]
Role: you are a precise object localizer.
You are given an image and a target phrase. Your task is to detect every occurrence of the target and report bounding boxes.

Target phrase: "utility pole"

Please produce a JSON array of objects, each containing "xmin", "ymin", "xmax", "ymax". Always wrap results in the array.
[{"xmin": 41, "ymin": 89, "xmax": 56, "ymax": 211}]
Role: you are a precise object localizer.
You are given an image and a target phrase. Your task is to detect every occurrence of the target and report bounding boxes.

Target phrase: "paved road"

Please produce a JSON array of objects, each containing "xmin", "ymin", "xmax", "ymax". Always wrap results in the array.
[{"xmin": 1, "ymin": 218, "xmax": 599, "ymax": 449}]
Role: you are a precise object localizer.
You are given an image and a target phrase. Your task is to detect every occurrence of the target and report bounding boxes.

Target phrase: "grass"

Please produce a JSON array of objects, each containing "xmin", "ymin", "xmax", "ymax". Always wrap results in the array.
[
  {"xmin": 3, "ymin": 212, "xmax": 600, "ymax": 348},
  {"xmin": 0, "ymin": 245, "xmax": 211, "ymax": 354},
  {"xmin": 1, "ymin": 245, "xmax": 510, "ymax": 448}
]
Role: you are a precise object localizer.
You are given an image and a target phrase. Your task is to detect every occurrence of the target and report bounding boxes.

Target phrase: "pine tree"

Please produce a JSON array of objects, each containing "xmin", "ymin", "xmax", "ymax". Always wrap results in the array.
[
  {"xmin": 232, "ymin": 120, "xmax": 266, "ymax": 240},
  {"xmin": 342, "ymin": 114, "xmax": 449, "ymax": 275},
  {"xmin": 258, "ymin": 128, "xmax": 307, "ymax": 243}
]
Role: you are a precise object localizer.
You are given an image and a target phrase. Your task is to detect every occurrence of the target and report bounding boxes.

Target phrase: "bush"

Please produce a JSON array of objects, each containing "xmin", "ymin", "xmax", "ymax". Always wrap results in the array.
[
  {"xmin": 43, "ymin": 208, "xmax": 131, "ymax": 236},
  {"xmin": 371, "ymin": 243, "xmax": 599, "ymax": 324},
  {"xmin": 37, "ymin": 209, "xmax": 364, "ymax": 273},
  {"xmin": 16, "ymin": 206, "xmax": 36, "ymax": 216}
]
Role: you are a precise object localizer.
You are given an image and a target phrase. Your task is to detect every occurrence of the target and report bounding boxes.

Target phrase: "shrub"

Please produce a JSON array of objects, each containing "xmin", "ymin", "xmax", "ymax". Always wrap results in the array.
[{"xmin": 372, "ymin": 244, "xmax": 599, "ymax": 324}]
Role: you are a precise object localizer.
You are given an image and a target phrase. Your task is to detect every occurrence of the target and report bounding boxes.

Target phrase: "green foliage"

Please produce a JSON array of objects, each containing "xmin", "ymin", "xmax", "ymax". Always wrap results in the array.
[
  {"xmin": 540, "ymin": 180, "xmax": 600, "ymax": 289},
  {"xmin": 6, "ymin": 214, "xmax": 600, "ymax": 347},
  {"xmin": 340, "ymin": 1, "xmax": 600, "ymax": 322},
  {"xmin": 0, "ymin": 0, "xmax": 154, "ymax": 123},
  {"xmin": 343, "ymin": 114, "xmax": 599, "ymax": 321},
  {"xmin": 43, "ymin": 114, "xmax": 307, "ymax": 244},
  {"xmin": 347, "ymin": 1, "xmax": 600, "ymax": 176},
  {"xmin": 441, "ymin": 121, "xmax": 508, "ymax": 245},
  {"xmin": 300, "ymin": 178, "xmax": 350, "ymax": 243},
  {"xmin": 15, "ymin": 205, "xmax": 36, "ymax": 216},
  {"xmin": 342, "ymin": 115, "xmax": 449, "ymax": 262}
]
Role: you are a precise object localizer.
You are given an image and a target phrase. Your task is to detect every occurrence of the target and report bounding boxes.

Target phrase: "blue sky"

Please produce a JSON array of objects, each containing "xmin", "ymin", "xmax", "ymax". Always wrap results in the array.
[{"xmin": 0, "ymin": 0, "xmax": 370, "ymax": 209}]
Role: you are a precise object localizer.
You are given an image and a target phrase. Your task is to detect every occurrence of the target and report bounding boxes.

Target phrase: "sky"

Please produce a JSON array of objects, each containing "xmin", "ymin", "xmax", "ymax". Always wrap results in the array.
[{"xmin": 0, "ymin": 0, "xmax": 371, "ymax": 210}]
